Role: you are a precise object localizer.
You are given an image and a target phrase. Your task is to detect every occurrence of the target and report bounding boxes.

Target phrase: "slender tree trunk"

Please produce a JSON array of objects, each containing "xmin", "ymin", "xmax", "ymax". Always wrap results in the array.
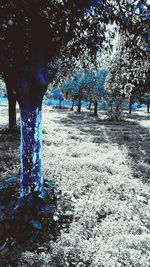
[
  {"xmin": 129, "ymin": 98, "xmax": 132, "ymax": 115},
  {"xmin": 107, "ymin": 100, "xmax": 113, "ymax": 121},
  {"xmin": 88, "ymin": 101, "xmax": 92, "ymax": 110},
  {"xmin": 7, "ymin": 88, "xmax": 17, "ymax": 130},
  {"xmin": 20, "ymin": 105, "xmax": 43, "ymax": 196},
  {"xmin": 71, "ymin": 100, "xmax": 75, "ymax": 111},
  {"xmin": 65, "ymin": 92, "xmax": 69, "ymax": 100},
  {"xmin": 93, "ymin": 101, "xmax": 98, "ymax": 116},
  {"xmin": 115, "ymin": 99, "xmax": 123, "ymax": 121},
  {"xmin": 147, "ymin": 103, "xmax": 150, "ymax": 113},
  {"xmin": 77, "ymin": 98, "xmax": 81, "ymax": 112}
]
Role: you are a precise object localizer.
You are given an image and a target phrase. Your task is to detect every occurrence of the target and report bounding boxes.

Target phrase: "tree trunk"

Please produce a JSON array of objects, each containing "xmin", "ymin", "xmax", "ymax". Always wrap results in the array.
[
  {"xmin": 93, "ymin": 101, "xmax": 98, "ymax": 116},
  {"xmin": 7, "ymin": 88, "xmax": 17, "ymax": 130},
  {"xmin": 4, "ymin": 59, "xmax": 49, "ymax": 197},
  {"xmin": 88, "ymin": 101, "xmax": 92, "ymax": 110},
  {"xmin": 77, "ymin": 98, "xmax": 81, "ymax": 112},
  {"xmin": 20, "ymin": 105, "xmax": 43, "ymax": 196},
  {"xmin": 147, "ymin": 103, "xmax": 150, "ymax": 113},
  {"xmin": 129, "ymin": 98, "xmax": 132, "ymax": 115},
  {"xmin": 71, "ymin": 100, "xmax": 75, "ymax": 111},
  {"xmin": 65, "ymin": 92, "xmax": 69, "ymax": 100},
  {"xmin": 115, "ymin": 100, "xmax": 123, "ymax": 121}
]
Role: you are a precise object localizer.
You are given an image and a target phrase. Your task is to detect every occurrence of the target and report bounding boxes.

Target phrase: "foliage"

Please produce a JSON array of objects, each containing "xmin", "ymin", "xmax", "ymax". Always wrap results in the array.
[
  {"xmin": 104, "ymin": 28, "xmax": 149, "ymax": 121},
  {"xmin": 0, "ymin": 1, "xmax": 149, "ymax": 87},
  {"xmin": 60, "ymin": 67, "xmax": 108, "ymax": 104},
  {"xmin": 0, "ymin": 0, "xmax": 149, "ymax": 105}
]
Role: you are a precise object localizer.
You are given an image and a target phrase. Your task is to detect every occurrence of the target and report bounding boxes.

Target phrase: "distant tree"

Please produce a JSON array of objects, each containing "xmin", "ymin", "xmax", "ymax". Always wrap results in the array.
[
  {"xmin": 60, "ymin": 66, "xmax": 108, "ymax": 115},
  {"xmin": 105, "ymin": 29, "xmax": 149, "ymax": 121},
  {"xmin": 84, "ymin": 69, "xmax": 108, "ymax": 115},
  {"xmin": 61, "ymin": 70, "xmax": 85, "ymax": 112}
]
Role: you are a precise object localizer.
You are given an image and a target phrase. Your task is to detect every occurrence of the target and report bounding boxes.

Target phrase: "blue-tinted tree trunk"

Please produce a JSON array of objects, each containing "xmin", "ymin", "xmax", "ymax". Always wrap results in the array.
[
  {"xmin": 20, "ymin": 105, "xmax": 43, "ymax": 196},
  {"xmin": 3, "ymin": 61, "xmax": 51, "ymax": 196}
]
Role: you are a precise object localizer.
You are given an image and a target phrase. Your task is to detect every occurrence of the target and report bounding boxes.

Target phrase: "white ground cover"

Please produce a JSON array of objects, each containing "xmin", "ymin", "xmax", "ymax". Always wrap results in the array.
[
  {"xmin": 125, "ymin": 108, "xmax": 150, "ymax": 131},
  {"xmin": 20, "ymin": 107, "xmax": 150, "ymax": 267}
]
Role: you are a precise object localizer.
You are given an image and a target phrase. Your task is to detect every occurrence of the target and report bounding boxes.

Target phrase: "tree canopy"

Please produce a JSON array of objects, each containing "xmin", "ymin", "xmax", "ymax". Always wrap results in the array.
[{"xmin": 0, "ymin": 1, "xmax": 149, "ymax": 82}]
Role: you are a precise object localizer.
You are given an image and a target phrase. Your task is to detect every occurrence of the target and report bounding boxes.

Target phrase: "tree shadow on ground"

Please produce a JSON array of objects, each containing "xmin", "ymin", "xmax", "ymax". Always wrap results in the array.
[
  {"xmin": 0, "ymin": 177, "xmax": 59, "ymax": 267},
  {"xmin": 60, "ymin": 111, "xmax": 150, "ymax": 184},
  {"xmin": 0, "ymin": 126, "xmax": 73, "ymax": 267},
  {"xmin": 0, "ymin": 128, "xmax": 20, "ymax": 182},
  {"xmin": 0, "ymin": 175, "xmax": 72, "ymax": 267}
]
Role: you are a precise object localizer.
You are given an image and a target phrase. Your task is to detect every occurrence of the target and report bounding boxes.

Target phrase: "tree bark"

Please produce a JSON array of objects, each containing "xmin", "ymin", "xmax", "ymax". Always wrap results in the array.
[
  {"xmin": 77, "ymin": 98, "xmax": 81, "ymax": 112},
  {"xmin": 20, "ymin": 105, "xmax": 43, "ymax": 196},
  {"xmin": 147, "ymin": 103, "xmax": 150, "ymax": 113},
  {"xmin": 7, "ymin": 87, "xmax": 17, "ymax": 131},
  {"xmin": 93, "ymin": 101, "xmax": 98, "ymax": 116},
  {"xmin": 129, "ymin": 98, "xmax": 132, "ymax": 115},
  {"xmin": 88, "ymin": 101, "xmax": 92, "ymax": 110},
  {"xmin": 3, "ymin": 56, "xmax": 49, "ymax": 197},
  {"xmin": 115, "ymin": 100, "xmax": 123, "ymax": 121},
  {"xmin": 71, "ymin": 100, "xmax": 75, "ymax": 111}
]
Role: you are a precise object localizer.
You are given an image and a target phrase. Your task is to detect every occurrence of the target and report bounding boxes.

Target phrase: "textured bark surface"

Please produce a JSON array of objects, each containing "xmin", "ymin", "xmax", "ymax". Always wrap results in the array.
[
  {"xmin": 20, "ymin": 106, "xmax": 43, "ymax": 196},
  {"xmin": 93, "ymin": 101, "xmax": 98, "ymax": 116},
  {"xmin": 8, "ymin": 97, "xmax": 16, "ymax": 130},
  {"xmin": 147, "ymin": 103, "xmax": 149, "ymax": 113},
  {"xmin": 71, "ymin": 100, "xmax": 75, "ymax": 111},
  {"xmin": 129, "ymin": 99, "xmax": 132, "ymax": 115},
  {"xmin": 88, "ymin": 101, "xmax": 92, "ymax": 110},
  {"xmin": 77, "ymin": 99, "xmax": 81, "ymax": 112}
]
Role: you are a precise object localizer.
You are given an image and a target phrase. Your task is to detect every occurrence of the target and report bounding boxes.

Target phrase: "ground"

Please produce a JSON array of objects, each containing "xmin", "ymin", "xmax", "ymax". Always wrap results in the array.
[{"xmin": 0, "ymin": 105, "xmax": 150, "ymax": 267}]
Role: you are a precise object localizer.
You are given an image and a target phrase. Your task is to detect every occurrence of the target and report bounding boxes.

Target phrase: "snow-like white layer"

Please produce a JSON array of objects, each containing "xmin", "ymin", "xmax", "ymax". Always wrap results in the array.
[
  {"xmin": 140, "ymin": 120, "xmax": 150, "ymax": 131},
  {"xmin": 0, "ymin": 105, "xmax": 20, "ymax": 127},
  {"xmin": 20, "ymin": 107, "xmax": 150, "ymax": 267},
  {"xmin": 126, "ymin": 108, "xmax": 150, "ymax": 131}
]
